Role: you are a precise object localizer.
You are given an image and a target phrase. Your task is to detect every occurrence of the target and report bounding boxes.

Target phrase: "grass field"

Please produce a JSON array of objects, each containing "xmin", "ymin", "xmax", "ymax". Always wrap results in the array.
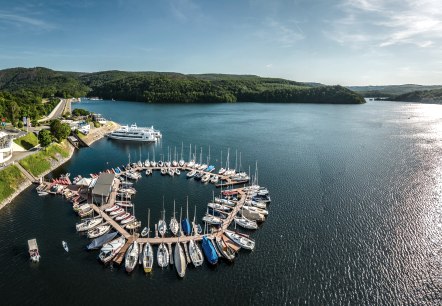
[
  {"xmin": 0, "ymin": 165, "xmax": 25, "ymax": 203},
  {"xmin": 13, "ymin": 132, "xmax": 39, "ymax": 150},
  {"xmin": 19, "ymin": 141, "xmax": 70, "ymax": 176}
]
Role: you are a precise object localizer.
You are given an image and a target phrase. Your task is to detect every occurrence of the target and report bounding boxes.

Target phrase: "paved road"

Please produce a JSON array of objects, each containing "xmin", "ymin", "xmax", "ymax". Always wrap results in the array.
[{"xmin": 38, "ymin": 99, "xmax": 67, "ymax": 123}]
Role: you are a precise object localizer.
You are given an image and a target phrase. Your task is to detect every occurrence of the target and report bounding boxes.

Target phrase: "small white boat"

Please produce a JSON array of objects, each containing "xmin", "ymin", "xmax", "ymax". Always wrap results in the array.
[
  {"xmin": 158, "ymin": 219, "xmax": 167, "ymax": 236},
  {"xmin": 157, "ymin": 243, "xmax": 169, "ymax": 268},
  {"xmin": 110, "ymin": 208, "xmax": 125, "ymax": 216},
  {"xmin": 210, "ymin": 175, "xmax": 219, "ymax": 184},
  {"xmin": 28, "ymin": 239, "xmax": 40, "ymax": 262},
  {"xmin": 218, "ymin": 167, "xmax": 226, "ymax": 175},
  {"xmin": 201, "ymin": 174, "xmax": 211, "ymax": 183},
  {"xmin": 124, "ymin": 220, "xmax": 141, "ymax": 230},
  {"xmin": 160, "ymin": 168, "xmax": 167, "ymax": 175},
  {"xmin": 121, "ymin": 215, "xmax": 135, "ymax": 224},
  {"xmin": 243, "ymin": 205, "xmax": 269, "ymax": 216},
  {"xmin": 145, "ymin": 169, "xmax": 152, "ymax": 176},
  {"xmin": 38, "ymin": 191, "xmax": 49, "ymax": 196},
  {"xmin": 141, "ymin": 227, "xmax": 149, "ymax": 237},
  {"xmin": 167, "ymin": 168, "xmax": 174, "ymax": 176},
  {"xmin": 234, "ymin": 216, "xmax": 258, "ymax": 230},
  {"xmin": 214, "ymin": 197, "xmax": 235, "ymax": 206},
  {"xmin": 186, "ymin": 170, "xmax": 197, "ymax": 178},
  {"xmin": 175, "ymin": 169, "xmax": 181, "ymax": 175},
  {"xmin": 62, "ymin": 241, "xmax": 69, "ymax": 252},
  {"xmin": 125, "ymin": 241, "xmax": 139, "ymax": 273},
  {"xmin": 115, "ymin": 212, "xmax": 130, "ymax": 221},
  {"xmin": 105, "ymin": 205, "xmax": 120, "ymax": 212}
]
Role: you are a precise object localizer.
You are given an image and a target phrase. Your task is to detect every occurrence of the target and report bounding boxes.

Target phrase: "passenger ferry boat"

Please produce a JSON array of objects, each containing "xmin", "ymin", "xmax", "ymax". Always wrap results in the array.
[{"xmin": 107, "ymin": 124, "xmax": 162, "ymax": 142}]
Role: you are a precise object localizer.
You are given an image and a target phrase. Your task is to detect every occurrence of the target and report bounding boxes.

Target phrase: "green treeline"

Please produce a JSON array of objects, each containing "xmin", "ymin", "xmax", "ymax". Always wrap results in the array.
[
  {"xmin": 392, "ymin": 89, "xmax": 442, "ymax": 103},
  {"xmin": 0, "ymin": 68, "xmax": 365, "ymax": 123}
]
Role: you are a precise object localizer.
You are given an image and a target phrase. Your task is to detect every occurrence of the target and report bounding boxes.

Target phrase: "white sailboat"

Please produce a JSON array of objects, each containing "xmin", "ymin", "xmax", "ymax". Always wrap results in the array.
[
  {"xmin": 142, "ymin": 209, "xmax": 154, "ymax": 273},
  {"xmin": 169, "ymin": 200, "xmax": 179, "ymax": 236},
  {"xmin": 174, "ymin": 207, "xmax": 186, "ymax": 278},
  {"xmin": 124, "ymin": 241, "xmax": 139, "ymax": 273},
  {"xmin": 158, "ymin": 197, "xmax": 167, "ymax": 237}
]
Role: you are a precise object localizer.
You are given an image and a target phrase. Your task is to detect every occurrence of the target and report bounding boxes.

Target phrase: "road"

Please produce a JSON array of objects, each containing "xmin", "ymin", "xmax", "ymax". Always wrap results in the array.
[{"xmin": 38, "ymin": 99, "xmax": 68, "ymax": 123}]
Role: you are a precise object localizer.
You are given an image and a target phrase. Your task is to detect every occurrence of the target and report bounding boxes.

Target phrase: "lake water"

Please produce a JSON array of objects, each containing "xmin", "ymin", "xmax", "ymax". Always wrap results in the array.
[{"xmin": 1, "ymin": 100, "xmax": 441, "ymax": 305}]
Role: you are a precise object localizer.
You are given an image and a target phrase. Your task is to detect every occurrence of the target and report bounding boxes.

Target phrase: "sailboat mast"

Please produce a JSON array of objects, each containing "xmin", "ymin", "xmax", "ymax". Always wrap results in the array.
[
  {"xmin": 235, "ymin": 149, "xmax": 238, "ymax": 171},
  {"xmin": 189, "ymin": 144, "xmax": 192, "ymax": 161},
  {"xmin": 220, "ymin": 150, "xmax": 223, "ymax": 168},
  {"xmin": 147, "ymin": 208, "xmax": 150, "ymax": 238},
  {"xmin": 181, "ymin": 142, "xmax": 184, "ymax": 160}
]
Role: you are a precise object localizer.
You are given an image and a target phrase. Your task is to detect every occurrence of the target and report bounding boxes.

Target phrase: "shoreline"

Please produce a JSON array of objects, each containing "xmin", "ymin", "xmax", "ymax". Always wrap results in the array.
[{"xmin": 0, "ymin": 121, "xmax": 120, "ymax": 209}]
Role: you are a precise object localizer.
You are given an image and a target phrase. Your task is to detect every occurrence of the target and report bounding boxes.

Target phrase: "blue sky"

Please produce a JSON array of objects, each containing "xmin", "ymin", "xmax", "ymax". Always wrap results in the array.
[{"xmin": 0, "ymin": 0, "xmax": 441, "ymax": 85}]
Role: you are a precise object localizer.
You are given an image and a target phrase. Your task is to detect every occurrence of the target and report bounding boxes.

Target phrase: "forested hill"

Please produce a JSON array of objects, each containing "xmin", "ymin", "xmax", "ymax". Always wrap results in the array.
[
  {"xmin": 0, "ymin": 67, "xmax": 365, "ymax": 104},
  {"xmin": 391, "ymin": 89, "xmax": 442, "ymax": 103}
]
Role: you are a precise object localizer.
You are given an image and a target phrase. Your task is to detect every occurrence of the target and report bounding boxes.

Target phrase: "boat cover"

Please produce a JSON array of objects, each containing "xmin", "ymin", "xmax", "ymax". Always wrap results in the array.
[{"xmin": 202, "ymin": 236, "xmax": 218, "ymax": 264}]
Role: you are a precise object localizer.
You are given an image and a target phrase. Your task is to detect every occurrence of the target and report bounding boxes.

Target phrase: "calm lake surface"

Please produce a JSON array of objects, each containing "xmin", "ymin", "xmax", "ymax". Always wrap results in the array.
[{"xmin": 1, "ymin": 100, "xmax": 442, "ymax": 305}]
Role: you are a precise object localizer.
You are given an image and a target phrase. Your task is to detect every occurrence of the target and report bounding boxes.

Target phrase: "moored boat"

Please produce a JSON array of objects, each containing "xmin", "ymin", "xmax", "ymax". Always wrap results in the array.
[
  {"xmin": 98, "ymin": 236, "xmax": 126, "ymax": 264},
  {"xmin": 201, "ymin": 236, "xmax": 218, "ymax": 265},
  {"xmin": 174, "ymin": 242, "xmax": 186, "ymax": 278},
  {"xmin": 188, "ymin": 239, "xmax": 204, "ymax": 267},
  {"xmin": 142, "ymin": 242, "xmax": 154, "ymax": 273},
  {"xmin": 224, "ymin": 230, "xmax": 255, "ymax": 250},
  {"xmin": 157, "ymin": 243, "xmax": 169, "ymax": 268},
  {"xmin": 124, "ymin": 241, "xmax": 139, "ymax": 273}
]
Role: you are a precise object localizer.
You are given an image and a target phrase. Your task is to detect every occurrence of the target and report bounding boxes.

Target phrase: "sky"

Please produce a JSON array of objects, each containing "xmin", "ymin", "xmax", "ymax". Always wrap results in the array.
[{"xmin": 0, "ymin": 0, "xmax": 441, "ymax": 85}]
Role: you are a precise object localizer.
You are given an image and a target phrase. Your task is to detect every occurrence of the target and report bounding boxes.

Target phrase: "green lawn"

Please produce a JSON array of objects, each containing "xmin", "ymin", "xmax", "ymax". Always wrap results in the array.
[
  {"xmin": 0, "ymin": 165, "xmax": 26, "ymax": 203},
  {"xmin": 19, "ymin": 141, "xmax": 70, "ymax": 176},
  {"xmin": 13, "ymin": 132, "xmax": 39, "ymax": 150}
]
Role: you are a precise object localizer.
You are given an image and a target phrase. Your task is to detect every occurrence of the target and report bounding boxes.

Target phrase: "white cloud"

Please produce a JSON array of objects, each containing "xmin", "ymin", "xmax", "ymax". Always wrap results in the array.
[
  {"xmin": 0, "ymin": 10, "xmax": 54, "ymax": 30},
  {"xmin": 331, "ymin": 0, "xmax": 442, "ymax": 48}
]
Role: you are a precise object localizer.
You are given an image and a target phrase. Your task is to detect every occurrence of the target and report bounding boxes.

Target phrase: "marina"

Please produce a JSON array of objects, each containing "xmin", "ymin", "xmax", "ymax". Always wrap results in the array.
[{"xmin": 36, "ymin": 152, "xmax": 270, "ymax": 273}]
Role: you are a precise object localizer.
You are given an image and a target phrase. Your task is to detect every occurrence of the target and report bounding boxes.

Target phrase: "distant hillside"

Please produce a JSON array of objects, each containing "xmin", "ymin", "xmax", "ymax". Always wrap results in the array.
[
  {"xmin": 0, "ymin": 67, "xmax": 89, "ymax": 98},
  {"xmin": 0, "ymin": 67, "xmax": 365, "ymax": 104},
  {"xmin": 391, "ymin": 88, "xmax": 442, "ymax": 103},
  {"xmin": 348, "ymin": 84, "xmax": 442, "ymax": 98}
]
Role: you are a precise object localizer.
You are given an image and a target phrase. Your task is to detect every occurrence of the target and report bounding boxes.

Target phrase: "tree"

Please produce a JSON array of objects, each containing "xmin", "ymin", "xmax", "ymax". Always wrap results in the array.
[
  {"xmin": 50, "ymin": 119, "xmax": 71, "ymax": 142},
  {"xmin": 38, "ymin": 129, "xmax": 52, "ymax": 147}
]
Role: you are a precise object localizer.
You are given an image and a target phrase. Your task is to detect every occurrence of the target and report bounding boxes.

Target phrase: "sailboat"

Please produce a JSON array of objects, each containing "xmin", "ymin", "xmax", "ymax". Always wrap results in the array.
[
  {"xmin": 188, "ymin": 207, "xmax": 204, "ymax": 267},
  {"xmin": 99, "ymin": 236, "xmax": 126, "ymax": 264},
  {"xmin": 234, "ymin": 215, "xmax": 258, "ymax": 230},
  {"xmin": 181, "ymin": 197, "xmax": 191, "ymax": 236},
  {"xmin": 187, "ymin": 144, "xmax": 195, "ymax": 168},
  {"xmin": 125, "ymin": 241, "xmax": 139, "ymax": 273},
  {"xmin": 141, "ymin": 209, "xmax": 150, "ymax": 237},
  {"xmin": 169, "ymin": 200, "xmax": 179, "ymax": 236},
  {"xmin": 157, "ymin": 243, "xmax": 169, "ymax": 268},
  {"xmin": 179, "ymin": 142, "xmax": 185, "ymax": 167},
  {"xmin": 201, "ymin": 236, "xmax": 218, "ymax": 265},
  {"xmin": 174, "ymin": 207, "xmax": 186, "ymax": 278},
  {"xmin": 158, "ymin": 196, "xmax": 167, "ymax": 236},
  {"xmin": 224, "ymin": 230, "xmax": 255, "ymax": 250},
  {"xmin": 142, "ymin": 209, "xmax": 154, "ymax": 273}
]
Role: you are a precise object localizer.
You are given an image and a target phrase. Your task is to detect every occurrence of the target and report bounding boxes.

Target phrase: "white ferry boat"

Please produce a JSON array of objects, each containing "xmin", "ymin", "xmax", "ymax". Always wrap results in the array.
[{"xmin": 107, "ymin": 124, "xmax": 162, "ymax": 142}]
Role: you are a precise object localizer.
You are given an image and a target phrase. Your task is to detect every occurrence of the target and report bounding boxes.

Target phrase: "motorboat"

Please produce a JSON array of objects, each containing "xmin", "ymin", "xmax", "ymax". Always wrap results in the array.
[
  {"xmin": 157, "ymin": 243, "xmax": 169, "ymax": 268},
  {"xmin": 28, "ymin": 239, "xmax": 40, "ymax": 262},
  {"xmin": 186, "ymin": 170, "xmax": 197, "ymax": 178},
  {"xmin": 115, "ymin": 212, "xmax": 130, "ymax": 221},
  {"xmin": 145, "ymin": 169, "xmax": 152, "ymax": 176},
  {"xmin": 201, "ymin": 236, "xmax": 218, "ymax": 265},
  {"xmin": 114, "ymin": 201, "xmax": 133, "ymax": 208},
  {"xmin": 105, "ymin": 205, "xmax": 120, "ymax": 212},
  {"xmin": 110, "ymin": 208, "xmax": 125, "ymax": 216},
  {"xmin": 98, "ymin": 236, "xmax": 126, "ymax": 264},
  {"xmin": 124, "ymin": 220, "xmax": 141, "ymax": 230},
  {"xmin": 121, "ymin": 215, "xmax": 136, "ymax": 224},
  {"xmin": 201, "ymin": 174, "xmax": 211, "ymax": 183},
  {"xmin": 224, "ymin": 230, "xmax": 255, "ymax": 250},
  {"xmin": 214, "ymin": 197, "xmax": 235, "ymax": 206},
  {"xmin": 62, "ymin": 241, "xmax": 69, "ymax": 252},
  {"xmin": 188, "ymin": 240, "xmax": 204, "ymax": 267},
  {"xmin": 210, "ymin": 175, "xmax": 219, "ymax": 184},
  {"xmin": 240, "ymin": 208, "xmax": 265, "ymax": 222},
  {"xmin": 170, "ymin": 217, "xmax": 179, "ymax": 236},
  {"xmin": 158, "ymin": 219, "xmax": 167, "ymax": 236},
  {"xmin": 107, "ymin": 124, "xmax": 159, "ymax": 142},
  {"xmin": 125, "ymin": 241, "xmax": 139, "ymax": 273},
  {"xmin": 142, "ymin": 243, "xmax": 154, "ymax": 273},
  {"xmin": 141, "ymin": 227, "xmax": 149, "ymax": 237},
  {"xmin": 243, "ymin": 205, "xmax": 269, "ymax": 216}
]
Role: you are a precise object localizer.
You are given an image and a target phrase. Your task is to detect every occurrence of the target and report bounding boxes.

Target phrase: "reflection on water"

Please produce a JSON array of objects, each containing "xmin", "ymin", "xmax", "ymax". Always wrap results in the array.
[{"xmin": 0, "ymin": 100, "xmax": 441, "ymax": 305}]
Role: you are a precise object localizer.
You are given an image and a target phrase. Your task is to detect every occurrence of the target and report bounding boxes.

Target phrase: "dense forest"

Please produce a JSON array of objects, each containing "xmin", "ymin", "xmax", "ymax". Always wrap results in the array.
[
  {"xmin": 0, "ymin": 67, "xmax": 365, "ymax": 123},
  {"xmin": 391, "ymin": 89, "xmax": 442, "ymax": 103},
  {"xmin": 348, "ymin": 84, "xmax": 442, "ymax": 98}
]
